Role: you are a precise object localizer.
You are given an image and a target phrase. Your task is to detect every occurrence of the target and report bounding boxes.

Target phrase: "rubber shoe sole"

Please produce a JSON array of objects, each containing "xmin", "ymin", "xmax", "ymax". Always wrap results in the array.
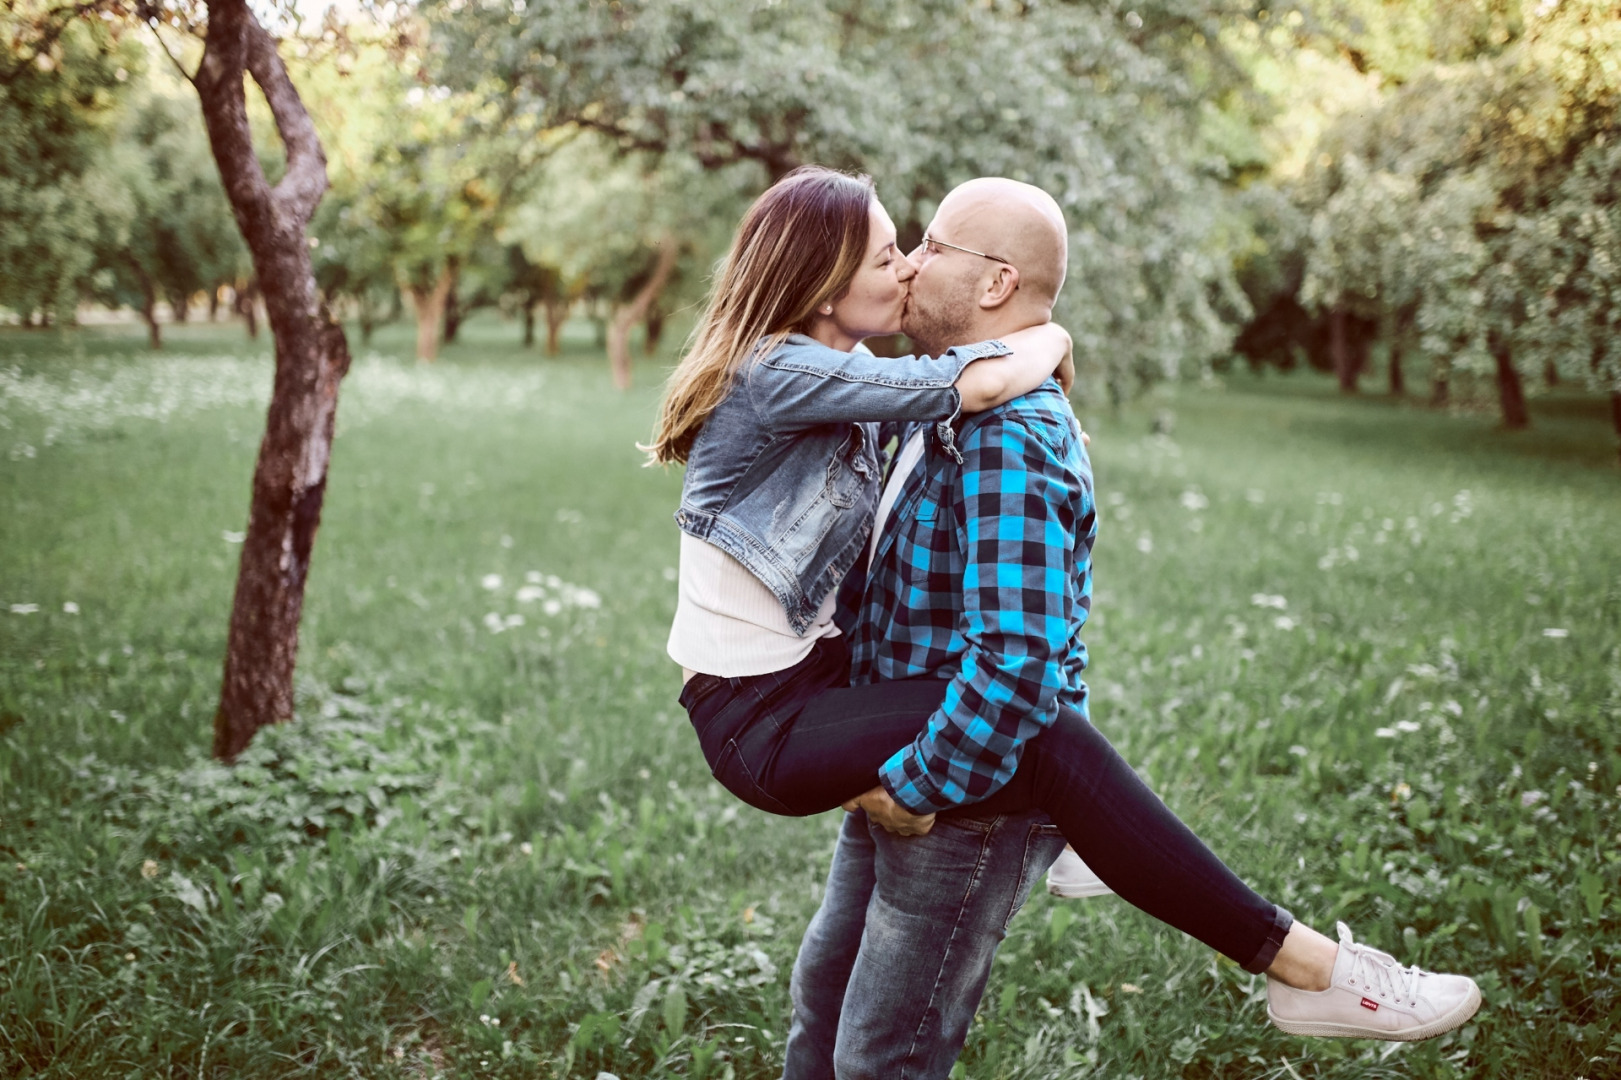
[{"xmin": 1267, "ymin": 980, "xmax": 1481, "ymax": 1041}]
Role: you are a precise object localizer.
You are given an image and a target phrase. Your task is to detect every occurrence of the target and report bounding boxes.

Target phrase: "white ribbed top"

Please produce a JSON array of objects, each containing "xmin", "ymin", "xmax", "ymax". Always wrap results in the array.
[{"xmin": 667, "ymin": 533, "xmax": 841, "ymax": 678}]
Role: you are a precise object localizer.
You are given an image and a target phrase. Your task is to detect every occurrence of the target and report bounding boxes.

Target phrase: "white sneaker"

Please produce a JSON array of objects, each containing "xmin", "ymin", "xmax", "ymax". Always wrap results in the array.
[
  {"xmin": 1045, "ymin": 846, "xmax": 1114, "ymax": 899},
  {"xmin": 1266, "ymin": 922, "xmax": 1481, "ymax": 1041}
]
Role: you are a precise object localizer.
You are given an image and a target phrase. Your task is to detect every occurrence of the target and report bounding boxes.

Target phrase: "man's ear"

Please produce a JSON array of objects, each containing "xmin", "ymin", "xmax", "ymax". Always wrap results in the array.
[{"xmin": 977, "ymin": 264, "xmax": 1021, "ymax": 309}]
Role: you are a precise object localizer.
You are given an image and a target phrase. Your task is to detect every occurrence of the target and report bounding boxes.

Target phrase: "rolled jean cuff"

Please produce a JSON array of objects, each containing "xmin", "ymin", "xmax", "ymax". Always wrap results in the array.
[{"xmin": 1242, "ymin": 905, "xmax": 1294, "ymax": 975}]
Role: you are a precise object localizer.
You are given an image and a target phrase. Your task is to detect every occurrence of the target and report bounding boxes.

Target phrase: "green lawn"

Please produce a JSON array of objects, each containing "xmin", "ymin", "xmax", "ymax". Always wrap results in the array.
[{"xmin": 2, "ymin": 316, "xmax": 1617, "ymax": 1079}]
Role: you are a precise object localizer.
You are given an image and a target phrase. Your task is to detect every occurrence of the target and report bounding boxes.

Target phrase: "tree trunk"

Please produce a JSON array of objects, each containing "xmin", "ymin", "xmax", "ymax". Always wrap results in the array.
[
  {"xmin": 441, "ymin": 257, "xmax": 463, "ymax": 343},
  {"xmin": 1387, "ymin": 341, "xmax": 1404, "ymax": 397},
  {"xmin": 406, "ymin": 265, "xmax": 453, "ymax": 363},
  {"xmin": 208, "ymin": 286, "xmax": 222, "ymax": 321},
  {"xmin": 644, "ymin": 304, "xmax": 665, "ymax": 356},
  {"xmin": 196, "ymin": 0, "xmax": 352, "ymax": 761},
  {"xmin": 521, "ymin": 302, "xmax": 536, "ymax": 348},
  {"xmin": 545, "ymin": 299, "xmax": 567, "ymax": 356},
  {"xmin": 172, "ymin": 292, "xmax": 190, "ymax": 323},
  {"xmin": 1611, "ymin": 391, "xmax": 1621, "ymax": 466},
  {"xmin": 1544, "ymin": 357, "xmax": 1560, "ymax": 388},
  {"xmin": 236, "ymin": 278, "xmax": 260, "ymax": 338},
  {"xmin": 1489, "ymin": 332, "xmax": 1529, "ymax": 430},
  {"xmin": 1329, "ymin": 309, "xmax": 1358, "ymax": 393},
  {"xmin": 140, "ymin": 286, "xmax": 162, "ymax": 349},
  {"xmin": 607, "ymin": 238, "xmax": 679, "ymax": 390}
]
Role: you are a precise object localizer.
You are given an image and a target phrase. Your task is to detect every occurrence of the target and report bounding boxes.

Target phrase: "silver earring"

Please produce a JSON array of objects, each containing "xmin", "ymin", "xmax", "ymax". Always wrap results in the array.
[{"xmin": 820, "ymin": 305, "xmax": 832, "ymax": 315}]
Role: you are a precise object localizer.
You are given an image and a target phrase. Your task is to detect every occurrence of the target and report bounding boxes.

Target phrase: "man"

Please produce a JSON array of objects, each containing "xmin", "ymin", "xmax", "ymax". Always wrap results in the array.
[
  {"xmin": 781, "ymin": 177, "xmax": 1091, "ymax": 1079},
  {"xmin": 782, "ymin": 178, "xmax": 1483, "ymax": 1077}
]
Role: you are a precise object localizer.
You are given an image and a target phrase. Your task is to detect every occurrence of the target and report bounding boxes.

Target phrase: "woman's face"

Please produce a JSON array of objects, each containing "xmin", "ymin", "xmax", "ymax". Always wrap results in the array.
[{"xmin": 821, "ymin": 200, "xmax": 915, "ymax": 345}]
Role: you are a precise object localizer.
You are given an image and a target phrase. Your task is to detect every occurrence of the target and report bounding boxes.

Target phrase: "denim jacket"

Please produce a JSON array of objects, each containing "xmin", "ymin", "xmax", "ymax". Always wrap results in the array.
[{"xmin": 675, "ymin": 334, "xmax": 1011, "ymax": 634}]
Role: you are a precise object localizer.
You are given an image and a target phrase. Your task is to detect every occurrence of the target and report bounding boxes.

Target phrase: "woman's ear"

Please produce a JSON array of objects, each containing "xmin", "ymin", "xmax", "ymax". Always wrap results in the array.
[{"xmin": 978, "ymin": 264, "xmax": 1022, "ymax": 309}]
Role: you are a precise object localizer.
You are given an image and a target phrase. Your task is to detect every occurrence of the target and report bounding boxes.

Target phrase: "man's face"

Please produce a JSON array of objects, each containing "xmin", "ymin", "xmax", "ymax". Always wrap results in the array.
[{"xmin": 901, "ymin": 208, "xmax": 982, "ymax": 352}]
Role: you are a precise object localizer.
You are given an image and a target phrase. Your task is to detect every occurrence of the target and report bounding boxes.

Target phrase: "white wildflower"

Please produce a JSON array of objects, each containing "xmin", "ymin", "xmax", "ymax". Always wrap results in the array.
[
  {"xmin": 1375, "ymin": 727, "xmax": 1398, "ymax": 738},
  {"xmin": 1395, "ymin": 720, "xmax": 1422, "ymax": 734},
  {"xmin": 1178, "ymin": 490, "xmax": 1208, "ymax": 511},
  {"xmin": 481, "ymin": 574, "xmax": 503, "ymax": 591},
  {"xmin": 1136, "ymin": 534, "xmax": 1153, "ymax": 554},
  {"xmin": 1541, "ymin": 628, "xmax": 1569, "ymax": 639},
  {"xmin": 1250, "ymin": 593, "xmax": 1287, "ymax": 610},
  {"xmin": 9, "ymin": 603, "xmax": 38, "ymax": 615},
  {"xmin": 662, "ymin": 566, "xmax": 677, "ymax": 582},
  {"xmin": 1520, "ymin": 790, "xmax": 1545, "ymax": 808},
  {"xmin": 62, "ymin": 601, "xmax": 79, "ymax": 614},
  {"xmin": 1245, "ymin": 489, "xmax": 1265, "ymax": 504},
  {"xmin": 1274, "ymin": 615, "xmax": 1297, "ymax": 631},
  {"xmin": 221, "ymin": 530, "xmax": 245, "ymax": 544}
]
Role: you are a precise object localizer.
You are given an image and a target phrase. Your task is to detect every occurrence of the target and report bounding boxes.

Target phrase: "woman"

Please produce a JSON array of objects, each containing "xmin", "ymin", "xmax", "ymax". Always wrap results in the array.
[{"xmin": 648, "ymin": 166, "xmax": 1480, "ymax": 1042}]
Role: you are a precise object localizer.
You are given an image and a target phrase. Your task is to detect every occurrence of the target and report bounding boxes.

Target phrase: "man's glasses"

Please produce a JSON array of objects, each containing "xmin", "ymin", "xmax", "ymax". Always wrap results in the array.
[{"xmin": 920, "ymin": 234, "xmax": 1013, "ymax": 268}]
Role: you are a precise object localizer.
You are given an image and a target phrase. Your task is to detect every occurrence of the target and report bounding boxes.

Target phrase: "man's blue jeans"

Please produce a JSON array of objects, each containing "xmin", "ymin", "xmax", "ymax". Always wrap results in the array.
[{"xmin": 783, "ymin": 808, "xmax": 1067, "ymax": 1080}]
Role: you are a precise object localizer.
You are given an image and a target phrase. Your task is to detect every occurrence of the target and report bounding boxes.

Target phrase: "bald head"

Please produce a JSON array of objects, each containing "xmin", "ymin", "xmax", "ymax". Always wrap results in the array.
[
  {"xmin": 935, "ymin": 178, "xmax": 1068, "ymax": 308},
  {"xmin": 902, "ymin": 177, "xmax": 1069, "ymax": 351}
]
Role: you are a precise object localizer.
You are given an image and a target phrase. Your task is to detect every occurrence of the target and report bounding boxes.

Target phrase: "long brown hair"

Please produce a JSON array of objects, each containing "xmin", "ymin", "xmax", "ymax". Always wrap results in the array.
[{"xmin": 643, "ymin": 166, "xmax": 875, "ymax": 465}]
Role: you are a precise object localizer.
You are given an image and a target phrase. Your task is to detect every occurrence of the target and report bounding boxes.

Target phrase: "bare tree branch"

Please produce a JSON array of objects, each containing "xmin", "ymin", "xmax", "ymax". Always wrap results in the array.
[{"xmin": 238, "ymin": 9, "xmax": 328, "ymax": 223}]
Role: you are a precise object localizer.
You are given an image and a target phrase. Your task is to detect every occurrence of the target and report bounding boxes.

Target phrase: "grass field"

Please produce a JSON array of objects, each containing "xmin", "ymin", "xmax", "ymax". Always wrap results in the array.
[{"xmin": 2, "ymin": 315, "xmax": 1618, "ymax": 1079}]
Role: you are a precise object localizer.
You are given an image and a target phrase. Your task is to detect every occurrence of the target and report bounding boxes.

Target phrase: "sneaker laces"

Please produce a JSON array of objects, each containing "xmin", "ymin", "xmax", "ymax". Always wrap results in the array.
[{"xmin": 1336, "ymin": 922, "xmax": 1421, "ymax": 1006}]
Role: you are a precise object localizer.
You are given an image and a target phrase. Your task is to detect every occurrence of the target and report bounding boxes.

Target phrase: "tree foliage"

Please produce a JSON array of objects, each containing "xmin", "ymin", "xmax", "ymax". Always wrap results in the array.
[
  {"xmin": 1280, "ymin": 0, "xmax": 1620, "ymax": 441},
  {"xmin": 430, "ymin": 0, "xmax": 1268, "ymax": 398},
  {"xmin": 0, "ymin": 9, "xmax": 142, "ymax": 323}
]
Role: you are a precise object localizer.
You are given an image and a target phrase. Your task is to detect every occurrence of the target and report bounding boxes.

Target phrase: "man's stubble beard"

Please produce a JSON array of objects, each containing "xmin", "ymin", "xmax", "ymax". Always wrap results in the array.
[{"xmin": 902, "ymin": 277, "xmax": 978, "ymax": 356}]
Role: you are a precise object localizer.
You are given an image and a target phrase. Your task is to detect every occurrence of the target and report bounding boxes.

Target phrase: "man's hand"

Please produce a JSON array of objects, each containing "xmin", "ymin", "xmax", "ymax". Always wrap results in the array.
[{"xmin": 842, "ymin": 785, "xmax": 937, "ymax": 836}]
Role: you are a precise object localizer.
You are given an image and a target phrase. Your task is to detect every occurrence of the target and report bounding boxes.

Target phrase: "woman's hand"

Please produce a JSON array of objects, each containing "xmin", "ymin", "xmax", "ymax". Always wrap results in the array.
[{"xmin": 955, "ymin": 322, "xmax": 1073, "ymax": 412}]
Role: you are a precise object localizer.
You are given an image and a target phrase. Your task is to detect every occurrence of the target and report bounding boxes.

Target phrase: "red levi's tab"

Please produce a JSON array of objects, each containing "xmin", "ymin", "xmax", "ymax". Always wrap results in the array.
[{"xmin": 1360, "ymin": 998, "xmax": 1380, "ymax": 1011}]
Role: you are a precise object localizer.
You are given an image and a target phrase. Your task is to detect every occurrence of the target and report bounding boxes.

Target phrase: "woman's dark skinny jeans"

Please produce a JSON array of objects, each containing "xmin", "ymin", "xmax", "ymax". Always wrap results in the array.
[{"xmin": 679, "ymin": 637, "xmax": 1293, "ymax": 975}]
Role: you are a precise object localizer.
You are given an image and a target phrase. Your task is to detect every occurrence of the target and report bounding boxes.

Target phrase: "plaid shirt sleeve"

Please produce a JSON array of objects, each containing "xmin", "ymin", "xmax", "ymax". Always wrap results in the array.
[{"xmin": 877, "ymin": 409, "xmax": 1088, "ymax": 812}]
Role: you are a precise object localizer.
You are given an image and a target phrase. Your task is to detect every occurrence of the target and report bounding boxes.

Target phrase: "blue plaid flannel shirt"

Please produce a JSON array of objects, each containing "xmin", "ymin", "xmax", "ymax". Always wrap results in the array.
[{"xmin": 841, "ymin": 380, "xmax": 1096, "ymax": 814}]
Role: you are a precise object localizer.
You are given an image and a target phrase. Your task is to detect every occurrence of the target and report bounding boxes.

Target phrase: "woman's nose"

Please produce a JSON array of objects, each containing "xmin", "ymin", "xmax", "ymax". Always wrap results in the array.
[{"xmin": 896, "ymin": 254, "xmax": 918, "ymax": 282}]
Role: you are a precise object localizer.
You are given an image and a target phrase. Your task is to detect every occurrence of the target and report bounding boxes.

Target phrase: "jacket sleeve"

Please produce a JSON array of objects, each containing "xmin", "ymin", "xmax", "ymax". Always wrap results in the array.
[
  {"xmin": 745, "ymin": 338, "xmax": 1010, "ymax": 433},
  {"xmin": 876, "ymin": 409, "xmax": 1093, "ymax": 813}
]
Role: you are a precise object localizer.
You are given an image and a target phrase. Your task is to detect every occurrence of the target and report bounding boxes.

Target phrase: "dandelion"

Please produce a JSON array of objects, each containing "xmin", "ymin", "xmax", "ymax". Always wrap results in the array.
[
  {"xmin": 141, "ymin": 859, "xmax": 159, "ymax": 878},
  {"xmin": 519, "ymin": 842, "xmax": 533, "ymax": 856},
  {"xmin": 62, "ymin": 601, "xmax": 79, "ymax": 614},
  {"xmin": 1120, "ymin": 983, "xmax": 1142, "ymax": 994},
  {"xmin": 9, "ymin": 603, "xmax": 38, "ymax": 615},
  {"xmin": 481, "ymin": 574, "xmax": 502, "ymax": 591},
  {"xmin": 1391, "ymin": 782, "xmax": 1412, "ymax": 802},
  {"xmin": 1542, "ymin": 628, "xmax": 1569, "ymax": 639}
]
